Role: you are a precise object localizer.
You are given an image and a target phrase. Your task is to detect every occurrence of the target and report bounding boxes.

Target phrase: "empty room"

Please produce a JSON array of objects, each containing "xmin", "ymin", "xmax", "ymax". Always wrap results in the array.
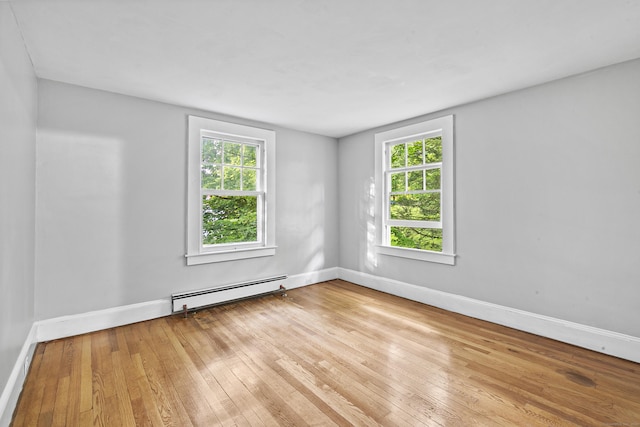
[{"xmin": 1, "ymin": 0, "xmax": 640, "ymax": 425}]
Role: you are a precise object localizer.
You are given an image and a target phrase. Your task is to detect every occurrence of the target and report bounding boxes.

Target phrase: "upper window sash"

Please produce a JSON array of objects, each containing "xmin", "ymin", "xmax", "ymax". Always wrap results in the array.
[{"xmin": 200, "ymin": 134, "xmax": 263, "ymax": 192}]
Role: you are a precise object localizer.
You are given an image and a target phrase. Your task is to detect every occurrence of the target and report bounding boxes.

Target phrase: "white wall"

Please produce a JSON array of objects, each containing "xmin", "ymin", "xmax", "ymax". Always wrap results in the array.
[
  {"xmin": 0, "ymin": 3, "xmax": 37, "ymax": 424},
  {"xmin": 35, "ymin": 80, "xmax": 338, "ymax": 320},
  {"xmin": 339, "ymin": 58, "xmax": 640, "ymax": 338}
]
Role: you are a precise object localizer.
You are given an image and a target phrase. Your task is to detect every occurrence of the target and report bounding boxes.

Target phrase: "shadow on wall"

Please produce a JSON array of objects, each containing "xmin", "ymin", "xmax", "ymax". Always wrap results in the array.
[
  {"xmin": 277, "ymin": 151, "xmax": 332, "ymax": 274},
  {"xmin": 36, "ymin": 128, "xmax": 124, "ymax": 318},
  {"xmin": 301, "ymin": 181, "xmax": 326, "ymax": 273}
]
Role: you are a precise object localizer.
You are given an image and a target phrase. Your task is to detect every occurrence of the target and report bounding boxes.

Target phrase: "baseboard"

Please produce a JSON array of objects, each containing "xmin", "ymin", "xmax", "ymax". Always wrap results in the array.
[
  {"xmin": 35, "ymin": 268, "xmax": 340, "ymax": 343},
  {"xmin": 337, "ymin": 267, "xmax": 640, "ymax": 364},
  {"xmin": 284, "ymin": 267, "xmax": 339, "ymax": 290},
  {"xmin": 36, "ymin": 299, "xmax": 171, "ymax": 343},
  {"xmin": 0, "ymin": 324, "xmax": 37, "ymax": 427}
]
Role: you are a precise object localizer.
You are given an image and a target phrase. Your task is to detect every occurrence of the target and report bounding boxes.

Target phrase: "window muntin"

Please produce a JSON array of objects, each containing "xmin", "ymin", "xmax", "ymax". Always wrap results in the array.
[
  {"xmin": 375, "ymin": 115, "xmax": 455, "ymax": 265},
  {"xmin": 186, "ymin": 116, "xmax": 276, "ymax": 265}
]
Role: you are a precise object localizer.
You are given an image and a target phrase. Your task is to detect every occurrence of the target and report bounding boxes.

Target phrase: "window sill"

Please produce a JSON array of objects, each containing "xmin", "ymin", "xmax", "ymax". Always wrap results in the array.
[
  {"xmin": 186, "ymin": 246, "xmax": 277, "ymax": 265},
  {"xmin": 376, "ymin": 245, "xmax": 456, "ymax": 265}
]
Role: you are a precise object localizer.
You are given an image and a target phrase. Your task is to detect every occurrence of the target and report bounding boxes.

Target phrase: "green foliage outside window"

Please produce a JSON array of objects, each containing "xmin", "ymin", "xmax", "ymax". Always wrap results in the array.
[
  {"xmin": 390, "ymin": 227, "xmax": 443, "ymax": 252},
  {"xmin": 202, "ymin": 195, "xmax": 257, "ymax": 245},
  {"xmin": 389, "ymin": 193, "xmax": 440, "ymax": 221}
]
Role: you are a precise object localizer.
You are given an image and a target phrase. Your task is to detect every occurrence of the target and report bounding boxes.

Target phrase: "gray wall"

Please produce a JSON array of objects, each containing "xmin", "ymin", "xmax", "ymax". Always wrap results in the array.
[
  {"xmin": 338, "ymin": 58, "xmax": 640, "ymax": 337},
  {"xmin": 0, "ymin": 3, "xmax": 37, "ymax": 422},
  {"xmin": 35, "ymin": 80, "xmax": 339, "ymax": 320}
]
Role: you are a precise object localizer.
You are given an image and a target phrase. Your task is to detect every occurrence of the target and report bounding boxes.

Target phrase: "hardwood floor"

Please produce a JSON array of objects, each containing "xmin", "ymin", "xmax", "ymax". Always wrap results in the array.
[{"xmin": 12, "ymin": 280, "xmax": 640, "ymax": 426}]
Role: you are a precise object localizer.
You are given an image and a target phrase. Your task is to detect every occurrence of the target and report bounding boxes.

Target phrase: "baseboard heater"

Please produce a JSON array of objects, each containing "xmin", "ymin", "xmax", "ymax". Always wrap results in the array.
[{"xmin": 171, "ymin": 275, "xmax": 288, "ymax": 314}]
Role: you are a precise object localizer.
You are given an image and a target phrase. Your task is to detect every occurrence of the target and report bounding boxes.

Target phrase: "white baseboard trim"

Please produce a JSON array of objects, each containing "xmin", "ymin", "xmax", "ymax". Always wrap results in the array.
[
  {"xmin": 36, "ymin": 299, "xmax": 171, "ymax": 343},
  {"xmin": 337, "ymin": 267, "xmax": 640, "ymax": 364},
  {"xmin": 0, "ymin": 323, "xmax": 37, "ymax": 427},
  {"xmin": 284, "ymin": 267, "xmax": 339, "ymax": 290},
  {"xmin": 35, "ymin": 268, "xmax": 340, "ymax": 344}
]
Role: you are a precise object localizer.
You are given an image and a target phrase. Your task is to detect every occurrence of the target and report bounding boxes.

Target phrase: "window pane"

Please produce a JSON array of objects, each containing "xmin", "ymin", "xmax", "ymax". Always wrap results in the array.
[
  {"xmin": 391, "ymin": 172, "xmax": 405, "ymax": 192},
  {"xmin": 202, "ymin": 138, "xmax": 222, "ymax": 164},
  {"xmin": 407, "ymin": 170, "xmax": 423, "ymax": 191},
  {"xmin": 201, "ymin": 165, "xmax": 221, "ymax": 189},
  {"xmin": 390, "ymin": 227, "xmax": 442, "ymax": 252},
  {"xmin": 425, "ymin": 136, "xmax": 442, "ymax": 163},
  {"xmin": 202, "ymin": 195, "xmax": 258, "ymax": 245},
  {"xmin": 243, "ymin": 168, "xmax": 257, "ymax": 191},
  {"xmin": 425, "ymin": 168, "xmax": 441, "ymax": 190},
  {"xmin": 390, "ymin": 143, "xmax": 405, "ymax": 168},
  {"xmin": 224, "ymin": 141, "xmax": 242, "ymax": 165},
  {"xmin": 244, "ymin": 145, "xmax": 257, "ymax": 167},
  {"xmin": 407, "ymin": 140, "xmax": 423, "ymax": 166},
  {"xmin": 224, "ymin": 166, "xmax": 242, "ymax": 190},
  {"xmin": 389, "ymin": 193, "xmax": 440, "ymax": 221}
]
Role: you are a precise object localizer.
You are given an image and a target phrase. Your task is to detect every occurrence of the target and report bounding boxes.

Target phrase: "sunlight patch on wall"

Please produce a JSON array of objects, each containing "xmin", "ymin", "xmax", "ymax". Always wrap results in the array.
[{"xmin": 363, "ymin": 178, "xmax": 378, "ymax": 270}]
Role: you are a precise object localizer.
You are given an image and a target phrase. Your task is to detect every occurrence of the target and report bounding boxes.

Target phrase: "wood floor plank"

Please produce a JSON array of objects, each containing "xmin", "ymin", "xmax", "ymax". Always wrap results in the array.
[
  {"xmin": 78, "ymin": 334, "xmax": 93, "ymax": 414},
  {"xmin": 61, "ymin": 336, "xmax": 81, "ymax": 425},
  {"xmin": 35, "ymin": 340, "xmax": 65, "ymax": 426},
  {"xmin": 130, "ymin": 352, "xmax": 169, "ymax": 427},
  {"xmin": 51, "ymin": 376, "xmax": 69, "ymax": 426},
  {"xmin": 12, "ymin": 280, "xmax": 640, "ymax": 426},
  {"xmin": 135, "ymin": 320, "xmax": 200, "ymax": 426},
  {"xmin": 11, "ymin": 346, "xmax": 44, "ymax": 427},
  {"xmin": 115, "ymin": 326, "xmax": 152, "ymax": 425}
]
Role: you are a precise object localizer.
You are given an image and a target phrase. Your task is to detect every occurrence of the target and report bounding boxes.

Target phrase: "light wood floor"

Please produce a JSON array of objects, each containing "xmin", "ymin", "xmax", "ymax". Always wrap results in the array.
[{"xmin": 12, "ymin": 280, "xmax": 640, "ymax": 426}]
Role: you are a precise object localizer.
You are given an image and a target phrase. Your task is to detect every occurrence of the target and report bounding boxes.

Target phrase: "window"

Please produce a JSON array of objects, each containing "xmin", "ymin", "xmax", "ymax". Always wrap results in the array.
[
  {"xmin": 375, "ymin": 115, "xmax": 455, "ymax": 265},
  {"xmin": 186, "ymin": 116, "xmax": 276, "ymax": 265}
]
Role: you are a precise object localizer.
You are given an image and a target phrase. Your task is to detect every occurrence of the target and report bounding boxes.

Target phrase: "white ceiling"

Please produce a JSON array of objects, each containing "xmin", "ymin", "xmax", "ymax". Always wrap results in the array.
[{"xmin": 9, "ymin": 0, "xmax": 640, "ymax": 138}]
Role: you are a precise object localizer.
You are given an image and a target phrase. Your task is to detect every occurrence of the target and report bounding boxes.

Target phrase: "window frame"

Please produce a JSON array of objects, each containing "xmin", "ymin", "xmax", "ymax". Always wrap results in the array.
[
  {"xmin": 186, "ymin": 116, "xmax": 276, "ymax": 265},
  {"xmin": 374, "ymin": 115, "xmax": 456, "ymax": 265}
]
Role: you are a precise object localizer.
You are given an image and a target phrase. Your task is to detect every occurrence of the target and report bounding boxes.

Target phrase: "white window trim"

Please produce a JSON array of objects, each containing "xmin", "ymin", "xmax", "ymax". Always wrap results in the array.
[
  {"xmin": 186, "ymin": 116, "xmax": 276, "ymax": 265},
  {"xmin": 374, "ymin": 115, "xmax": 456, "ymax": 265}
]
